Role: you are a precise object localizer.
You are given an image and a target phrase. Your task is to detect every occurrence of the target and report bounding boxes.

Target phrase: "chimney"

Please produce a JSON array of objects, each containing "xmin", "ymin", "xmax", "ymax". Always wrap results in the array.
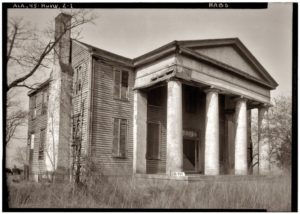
[
  {"xmin": 44, "ymin": 13, "xmax": 73, "ymax": 180},
  {"xmin": 54, "ymin": 13, "xmax": 72, "ymax": 65}
]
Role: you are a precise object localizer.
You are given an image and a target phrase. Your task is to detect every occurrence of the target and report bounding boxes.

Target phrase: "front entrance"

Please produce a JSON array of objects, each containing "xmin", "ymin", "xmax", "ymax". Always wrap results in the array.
[{"xmin": 183, "ymin": 139, "xmax": 198, "ymax": 172}]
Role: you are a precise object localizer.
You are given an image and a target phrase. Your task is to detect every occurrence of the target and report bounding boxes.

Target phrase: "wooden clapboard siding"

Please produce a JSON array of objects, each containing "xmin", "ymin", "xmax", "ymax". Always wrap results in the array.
[
  {"xmin": 71, "ymin": 41, "xmax": 91, "ymax": 158},
  {"xmin": 27, "ymin": 86, "xmax": 49, "ymax": 177},
  {"xmin": 90, "ymin": 58, "xmax": 134, "ymax": 175},
  {"xmin": 146, "ymin": 86, "xmax": 167, "ymax": 174}
]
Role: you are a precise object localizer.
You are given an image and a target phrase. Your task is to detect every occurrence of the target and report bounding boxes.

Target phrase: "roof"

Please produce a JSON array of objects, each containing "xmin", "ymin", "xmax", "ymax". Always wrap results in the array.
[
  {"xmin": 27, "ymin": 79, "xmax": 51, "ymax": 96},
  {"xmin": 72, "ymin": 40, "xmax": 133, "ymax": 67},
  {"xmin": 30, "ymin": 38, "xmax": 277, "ymax": 95},
  {"xmin": 133, "ymin": 38, "xmax": 278, "ymax": 89}
]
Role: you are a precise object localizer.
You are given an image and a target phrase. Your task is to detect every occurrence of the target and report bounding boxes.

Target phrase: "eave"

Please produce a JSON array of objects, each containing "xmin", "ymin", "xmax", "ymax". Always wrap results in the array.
[
  {"xmin": 27, "ymin": 79, "xmax": 51, "ymax": 96},
  {"xmin": 73, "ymin": 40, "xmax": 133, "ymax": 68},
  {"xmin": 133, "ymin": 41, "xmax": 178, "ymax": 68}
]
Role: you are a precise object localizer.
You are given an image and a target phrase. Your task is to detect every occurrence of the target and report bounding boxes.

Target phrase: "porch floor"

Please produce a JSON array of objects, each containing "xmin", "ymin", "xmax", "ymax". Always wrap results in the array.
[{"xmin": 134, "ymin": 173, "xmax": 275, "ymax": 183}]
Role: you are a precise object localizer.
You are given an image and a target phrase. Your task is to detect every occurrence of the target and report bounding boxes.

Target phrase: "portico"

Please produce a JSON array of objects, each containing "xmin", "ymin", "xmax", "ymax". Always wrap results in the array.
[{"xmin": 132, "ymin": 38, "xmax": 278, "ymax": 176}]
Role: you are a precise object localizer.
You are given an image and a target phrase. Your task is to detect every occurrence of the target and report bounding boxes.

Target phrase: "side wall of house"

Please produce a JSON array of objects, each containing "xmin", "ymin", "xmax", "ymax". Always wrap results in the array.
[
  {"xmin": 71, "ymin": 42, "xmax": 91, "ymax": 169},
  {"xmin": 91, "ymin": 58, "xmax": 134, "ymax": 175},
  {"xmin": 27, "ymin": 87, "xmax": 49, "ymax": 180}
]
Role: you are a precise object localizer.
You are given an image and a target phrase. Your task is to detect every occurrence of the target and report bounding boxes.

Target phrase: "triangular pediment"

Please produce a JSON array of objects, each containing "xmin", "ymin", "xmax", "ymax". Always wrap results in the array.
[
  {"xmin": 193, "ymin": 45, "xmax": 264, "ymax": 80},
  {"xmin": 177, "ymin": 38, "xmax": 278, "ymax": 89}
]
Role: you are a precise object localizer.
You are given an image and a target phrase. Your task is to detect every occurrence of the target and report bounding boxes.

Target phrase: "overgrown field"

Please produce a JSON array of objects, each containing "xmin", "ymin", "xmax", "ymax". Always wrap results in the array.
[{"xmin": 7, "ymin": 174, "xmax": 291, "ymax": 211}]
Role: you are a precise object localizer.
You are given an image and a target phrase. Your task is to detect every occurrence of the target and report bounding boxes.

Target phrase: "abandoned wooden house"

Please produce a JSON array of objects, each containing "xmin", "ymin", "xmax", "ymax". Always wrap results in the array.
[{"xmin": 26, "ymin": 13, "xmax": 278, "ymax": 182}]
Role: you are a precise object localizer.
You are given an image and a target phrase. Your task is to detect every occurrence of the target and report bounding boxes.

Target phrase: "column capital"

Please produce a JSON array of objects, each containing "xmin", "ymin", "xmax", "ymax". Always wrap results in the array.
[
  {"xmin": 233, "ymin": 96, "xmax": 248, "ymax": 103},
  {"xmin": 258, "ymin": 103, "xmax": 272, "ymax": 110},
  {"xmin": 166, "ymin": 77, "xmax": 181, "ymax": 84},
  {"xmin": 204, "ymin": 86, "xmax": 221, "ymax": 94}
]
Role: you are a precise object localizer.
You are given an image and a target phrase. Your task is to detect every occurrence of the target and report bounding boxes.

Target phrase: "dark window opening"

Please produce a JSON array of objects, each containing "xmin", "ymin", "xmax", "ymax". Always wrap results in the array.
[
  {"xmin": 148, "ymin": 87, "xmax": 163, "ymax": 107},
  {"xmin": 112, "ymin": 118, "xmax": 127, "ymax": 158},
  {"xmin": 146, "ymin": 122, "xmax": 160, "ymax": 160}
]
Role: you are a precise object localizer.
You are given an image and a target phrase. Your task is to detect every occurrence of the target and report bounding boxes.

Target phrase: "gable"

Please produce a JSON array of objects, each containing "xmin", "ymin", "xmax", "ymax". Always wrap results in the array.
[
  {"xmin": 177, "ymin": 38, "xmax": 278, "ymax": 89},
  {"xmin": 191, "ymin": 45, "xmax": 265, "ymax": 81}
]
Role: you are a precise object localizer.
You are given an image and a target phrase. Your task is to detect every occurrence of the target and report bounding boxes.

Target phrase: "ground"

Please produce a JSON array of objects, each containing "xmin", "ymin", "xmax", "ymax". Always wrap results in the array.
[{"xmin": 6, "ymin": 173, "xmax": 291, "ymax": 211}]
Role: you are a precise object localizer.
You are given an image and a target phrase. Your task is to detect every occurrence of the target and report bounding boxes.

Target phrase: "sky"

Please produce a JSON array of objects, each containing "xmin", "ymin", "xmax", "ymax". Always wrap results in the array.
[{"xmin": 6, "ymin": 3, "xmax": 293, "ymax": 167}]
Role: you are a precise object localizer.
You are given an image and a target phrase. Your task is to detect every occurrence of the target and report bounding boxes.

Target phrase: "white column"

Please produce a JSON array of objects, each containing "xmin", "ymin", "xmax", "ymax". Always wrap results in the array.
[
  {"xmin": 204, "ymin": 88, "xmax": 219, "ymax": 175},
  {"xmin": 133, "ymin": 90, "xmax": 147, "ymax": 174},
  {"xmin": 258, "ymin": 106, "xmax": 270, "ymax": 175},
  {"xmin": 166, "ymin": 79, "xmax": 183, "ymax": 175},
  {"xmin": 234, "ymin": 98, "xmax": 248, "ymax": 175}
]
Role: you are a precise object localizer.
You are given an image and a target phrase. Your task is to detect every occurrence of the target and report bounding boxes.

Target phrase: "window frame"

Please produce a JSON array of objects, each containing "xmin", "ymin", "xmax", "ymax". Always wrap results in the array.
[
  {"xmin": 113, "ymin": 69, "xmax": 129, "ymax": 101},
  {"xmin": 112, "ymin": 117, "xmax": 128, "ymax": 158},
  {"xmin": 74, "ymin": 64, "xmax": 83, "ymax": 95},
  {"xmin": 146, "ymin": 121, "xmax": 161, "ymax": 160}
]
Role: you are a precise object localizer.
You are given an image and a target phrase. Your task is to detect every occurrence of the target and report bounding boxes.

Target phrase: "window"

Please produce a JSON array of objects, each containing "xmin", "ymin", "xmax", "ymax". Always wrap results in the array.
[
  {"xmin": 75, "ymin": 65, "xmax": 83, "ymax": 95},
  {"xmin": 112, "ymin": 118, "xmax": 127, "ymax": 158},
  {"xmin": 41, "ymin": 90, "xmax": 48, "ymax": 115},
  {"xmin": 32, "ymin": 95, "xmax": 37, "ymax": 119},
  {"xmin": 146, "ymin": 122, "xmax": 160, "ymax": 159},
  {"xmin": 114, "ymin": 70, "xmax": 129, "ymax": 100},
  {"xmin": 38, "ymin": 129, "xmax": 46, "ymax": 160},
  {"xmin": 148, "ymin": 87, "xmax": 163, "ymax": 106}
]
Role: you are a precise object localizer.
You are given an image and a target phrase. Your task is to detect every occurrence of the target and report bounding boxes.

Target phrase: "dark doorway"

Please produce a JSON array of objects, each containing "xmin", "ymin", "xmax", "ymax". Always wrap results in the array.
[{"xmin": 183, "ymin": 139, "xmax": 197, "ymax": 172}]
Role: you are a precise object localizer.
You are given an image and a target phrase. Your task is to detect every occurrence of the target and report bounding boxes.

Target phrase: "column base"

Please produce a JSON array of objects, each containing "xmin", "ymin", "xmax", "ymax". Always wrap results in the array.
[
  {"xmin": 235, "ymin": 169, "xmax": 248, "ymax": 175},
  {"xmin": 205, "ymin": 169, "xmax": 219, "ymax": 175}
]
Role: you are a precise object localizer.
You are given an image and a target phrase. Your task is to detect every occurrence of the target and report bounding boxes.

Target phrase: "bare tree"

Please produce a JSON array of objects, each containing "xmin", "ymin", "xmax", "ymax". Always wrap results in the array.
[
  {"xmin": 6, "ymin": 93, "xmax": 28, "ymax": 146},
  {"xmin": 6, "ymin": 9, "xmax": 96, "ymax": 92},
  {"xmin": 15, "ymin": 146, "xmax": 27, "ymax": 167}
]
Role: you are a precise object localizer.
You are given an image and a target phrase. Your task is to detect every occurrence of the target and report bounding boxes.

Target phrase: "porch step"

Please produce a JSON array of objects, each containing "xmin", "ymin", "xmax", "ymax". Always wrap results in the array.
[{"xmin": 134, "ymin": 173, "xmax": 278, "ymax": 183}]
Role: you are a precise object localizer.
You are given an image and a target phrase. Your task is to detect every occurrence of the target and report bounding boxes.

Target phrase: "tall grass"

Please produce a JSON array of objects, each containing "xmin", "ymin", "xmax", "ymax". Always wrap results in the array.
[{"xmin": 7, "ymin": 174, "xmax": 291, "ymax": 211}]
